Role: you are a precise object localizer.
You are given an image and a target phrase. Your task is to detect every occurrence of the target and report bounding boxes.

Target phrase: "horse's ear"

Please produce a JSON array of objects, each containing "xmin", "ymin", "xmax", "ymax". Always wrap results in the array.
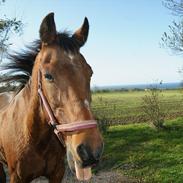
[
  {"xmin": 39, "ymin": 12, "xmax": 57, "ymax": 44},
  {"xmin": 72, "ymin": 17, "xmax": 89, "ymax": 47}
]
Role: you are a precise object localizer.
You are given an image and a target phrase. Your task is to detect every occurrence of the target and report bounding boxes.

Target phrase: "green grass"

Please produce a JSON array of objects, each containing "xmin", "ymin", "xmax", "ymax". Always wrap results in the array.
[
  {"xmin": 91, "ymin": 90, "xmax": 183, "ymax": 124},
  {"xmin": 98, "ymin": 118, "xmax": 183, "ymax": 183}
]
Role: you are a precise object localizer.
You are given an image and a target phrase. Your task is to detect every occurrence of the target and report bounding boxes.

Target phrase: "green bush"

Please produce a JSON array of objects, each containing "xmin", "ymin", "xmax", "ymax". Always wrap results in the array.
[{"xmin": 142, "ymin": 88, "xmax": 165, "ymax": 129}]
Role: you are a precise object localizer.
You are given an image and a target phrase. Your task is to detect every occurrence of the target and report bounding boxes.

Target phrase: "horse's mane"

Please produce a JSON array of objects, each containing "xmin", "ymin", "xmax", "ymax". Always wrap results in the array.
[{"xmin": 0, "ymin": 32, "xmax": 80, "ymax": 92}]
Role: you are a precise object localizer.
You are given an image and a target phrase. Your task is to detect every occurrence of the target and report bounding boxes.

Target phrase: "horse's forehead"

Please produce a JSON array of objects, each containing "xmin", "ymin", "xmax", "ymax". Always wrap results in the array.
[
  {"xmin": 40, "ymin": 47, "xmax": 86, "ymax": 71},
  {"xmin": 61, "ymin": 51, "xmax": 82, "ymax": 66}
]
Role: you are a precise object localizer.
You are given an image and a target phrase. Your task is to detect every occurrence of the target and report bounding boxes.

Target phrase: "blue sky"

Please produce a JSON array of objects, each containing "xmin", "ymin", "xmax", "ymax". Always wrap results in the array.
[{"xmin": 1, "ymin": 0, "xmax": 183, "ymax": 86}]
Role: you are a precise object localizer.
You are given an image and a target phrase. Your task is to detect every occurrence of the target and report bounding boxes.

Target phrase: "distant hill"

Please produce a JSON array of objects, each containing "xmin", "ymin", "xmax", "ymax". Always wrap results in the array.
[{"xmin": 92, "ymin": 82, "xmax": 182, "ymax": 91}]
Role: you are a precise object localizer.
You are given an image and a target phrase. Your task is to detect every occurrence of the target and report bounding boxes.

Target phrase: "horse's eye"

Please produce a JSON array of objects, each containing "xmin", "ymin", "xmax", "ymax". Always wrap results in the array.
[{"xmin": 44, "ymin": 73, "xmax": 54, "ymax": 82}]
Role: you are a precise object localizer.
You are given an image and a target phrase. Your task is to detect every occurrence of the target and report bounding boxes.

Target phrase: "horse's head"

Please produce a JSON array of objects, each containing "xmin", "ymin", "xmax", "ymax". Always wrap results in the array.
[{"xmin": 36, "ymin": 13, "xmax": 103, "ymax": 181}]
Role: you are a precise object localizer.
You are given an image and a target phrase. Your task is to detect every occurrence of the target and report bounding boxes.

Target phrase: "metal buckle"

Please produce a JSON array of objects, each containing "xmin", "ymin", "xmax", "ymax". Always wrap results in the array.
[
  {"xmin": 49, "ymin": 120, "xmax": 57, "ymax": 130},
  {"xmin": 54, "ymin": 129, "xmax": 66, "ymax": 147}
]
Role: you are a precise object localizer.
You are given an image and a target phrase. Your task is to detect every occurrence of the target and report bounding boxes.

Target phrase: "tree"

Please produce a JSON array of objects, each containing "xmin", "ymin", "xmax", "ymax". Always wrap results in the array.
[
  {"xmin": 0, "ymin": 0, "xmax": 23, "ymax": 92},
  {"xmin": 161, "ymin": 0, "xmax": 183, "ymax": 54},
  {"xmin": 163, "ymin": 0, "xmax": 183, "ymax": 15},
  {"xmin": 0, "ymin": 0, "xmax": 23, "ymax": 61}
]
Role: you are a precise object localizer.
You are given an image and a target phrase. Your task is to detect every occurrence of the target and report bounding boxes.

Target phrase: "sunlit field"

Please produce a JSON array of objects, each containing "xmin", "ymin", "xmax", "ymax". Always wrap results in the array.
[
  {"xmin": 92, "ymin": 89, "xmax": 183, "ymax": 125},
  {"xmin": 92, "ymin": 90, "xmax": 183, "ymax": 182}
]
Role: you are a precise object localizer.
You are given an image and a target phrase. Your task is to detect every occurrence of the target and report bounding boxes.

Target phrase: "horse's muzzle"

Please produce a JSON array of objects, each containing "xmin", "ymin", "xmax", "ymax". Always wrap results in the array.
[{"xmin": 77, "ymin": 143, "xmax": 103, "ymax": 168}]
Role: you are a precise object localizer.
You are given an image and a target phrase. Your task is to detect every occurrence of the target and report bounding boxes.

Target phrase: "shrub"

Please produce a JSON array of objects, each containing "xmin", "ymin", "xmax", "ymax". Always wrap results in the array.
[{"xmin": 142, "ymin": 88, "xmax": 165, "ymax": 130}]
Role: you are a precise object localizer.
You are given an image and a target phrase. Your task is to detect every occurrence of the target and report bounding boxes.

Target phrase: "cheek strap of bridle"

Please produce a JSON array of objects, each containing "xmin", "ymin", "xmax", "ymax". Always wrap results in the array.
[{"xmin": 37, "ymin": 70, "xmax": 98, "ymax": 147}]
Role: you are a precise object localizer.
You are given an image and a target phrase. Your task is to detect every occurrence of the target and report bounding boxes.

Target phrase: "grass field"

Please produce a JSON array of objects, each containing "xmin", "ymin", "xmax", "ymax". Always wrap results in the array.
[
  {"xmin": 91, "ymin": 90, "xmax": 183, "ymax": 182},
  {"xmin": 91, "ymin": 89, "xmax": 183, "ymax": 125},
  {"xmin": 97, "ymin": 118, "xmax": 183, "ymax": 183}
]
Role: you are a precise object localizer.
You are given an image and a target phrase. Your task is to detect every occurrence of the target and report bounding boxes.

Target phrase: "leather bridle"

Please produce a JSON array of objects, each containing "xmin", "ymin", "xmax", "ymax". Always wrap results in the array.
[{"xmin": 37, "ymin": 70, "xmax": 98, "ymax": 147}]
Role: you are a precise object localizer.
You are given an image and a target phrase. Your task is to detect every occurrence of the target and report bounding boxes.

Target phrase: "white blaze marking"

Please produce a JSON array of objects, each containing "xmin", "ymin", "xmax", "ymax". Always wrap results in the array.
[
  {"xmin": 68, "ymin": 54, "xmax": 74, "ymax": 64},
  {"xmin": 68, "ymin": 54, "xmax": 74, "ymax": 60},
  {"xmin": 84, "ymin": 99, "xmax": 90, "ymax": 109}
]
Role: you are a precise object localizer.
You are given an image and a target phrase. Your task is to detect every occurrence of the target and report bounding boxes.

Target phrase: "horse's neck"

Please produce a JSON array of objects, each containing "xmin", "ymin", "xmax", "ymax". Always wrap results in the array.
[
  {"xmin": 0, "ymin": 92, "xmax": 15, "ymax": 110},
  {"xmin": 16, "ymin": 80, "xmax": 49, "ymax": 141}
]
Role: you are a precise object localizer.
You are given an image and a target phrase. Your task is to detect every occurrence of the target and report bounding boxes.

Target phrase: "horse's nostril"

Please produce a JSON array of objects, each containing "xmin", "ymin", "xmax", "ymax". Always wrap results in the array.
[
  {"xmin": 77, "ymin": 144, "xmax": 103, "ymax": 168},
  {"xmin": 77, "ymin": 144, "xmax": 89, "ymax": 162}
]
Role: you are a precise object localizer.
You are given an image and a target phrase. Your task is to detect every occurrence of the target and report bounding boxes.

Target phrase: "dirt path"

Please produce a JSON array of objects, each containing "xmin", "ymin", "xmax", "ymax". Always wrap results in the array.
[
  {"xmin": 5, "ymin": 167, "xmax": 138, "ymax": 183},
  {"xmin": 30, "ymin": 172, "xmax": 137, "ymax": 183}
]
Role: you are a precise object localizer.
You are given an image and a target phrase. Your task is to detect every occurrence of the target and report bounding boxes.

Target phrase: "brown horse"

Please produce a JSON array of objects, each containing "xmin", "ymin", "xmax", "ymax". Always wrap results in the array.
[
  {"xmin": 0, "ymin": 13, "xmax": 103, "ymax": 183},
  {"xmin": 0, "ymin": 92, "xmax": 15, "ymax": 109}
]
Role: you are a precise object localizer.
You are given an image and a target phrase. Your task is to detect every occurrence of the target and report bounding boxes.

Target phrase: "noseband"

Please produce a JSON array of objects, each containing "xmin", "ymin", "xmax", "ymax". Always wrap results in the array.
[{"xmin": 37, "ymin": 70, "xmax": 97, "ymax": 146}]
